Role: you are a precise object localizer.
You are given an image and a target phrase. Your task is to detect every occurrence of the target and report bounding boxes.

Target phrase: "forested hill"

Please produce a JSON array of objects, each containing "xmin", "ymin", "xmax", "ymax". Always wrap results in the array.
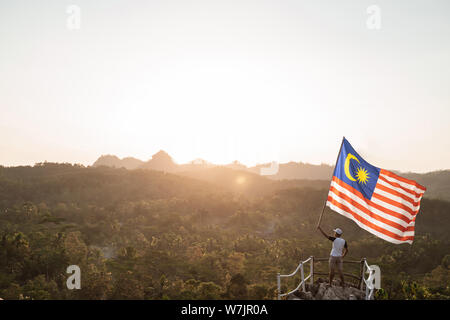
[
  {"xmin": 402, "ymin": 171, "xmax": 450, "ymax": 202},
  {"xmin": 0, "ymin": 163, "xmax": 448, "ymax": 300},
  {"xmin": 92, "ymin": 152, "xmax": 450, "ymax": 201},
  {"xmin": 0, "ymin": 163, "xmax": 226, "ymax": 205}
]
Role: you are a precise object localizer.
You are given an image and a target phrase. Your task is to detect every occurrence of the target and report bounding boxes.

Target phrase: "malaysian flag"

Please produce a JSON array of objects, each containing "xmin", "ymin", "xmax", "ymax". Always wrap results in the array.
[{"xmin": 326, "ymin": 138, "xmax": 426, "ymax": 244}]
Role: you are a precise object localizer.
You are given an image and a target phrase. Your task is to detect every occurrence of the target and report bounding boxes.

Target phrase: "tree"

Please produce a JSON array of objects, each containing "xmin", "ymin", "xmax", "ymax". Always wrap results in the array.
[{"xmin": 226, "ymin": 274, "xmax": 248, "ymax": 299}]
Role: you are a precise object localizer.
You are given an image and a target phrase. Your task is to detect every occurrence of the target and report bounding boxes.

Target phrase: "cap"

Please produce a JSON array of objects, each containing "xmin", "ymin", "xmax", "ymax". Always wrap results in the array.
[{"xmin": 333, "ymin": 228, "xmax": 343, "ymax": 235}]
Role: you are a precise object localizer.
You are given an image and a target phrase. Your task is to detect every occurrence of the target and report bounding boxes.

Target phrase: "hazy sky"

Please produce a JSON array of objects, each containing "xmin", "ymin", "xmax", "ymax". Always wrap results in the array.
[{"xmin": 1, "ymin": 0, "xmax": 449, "ymax": 172}]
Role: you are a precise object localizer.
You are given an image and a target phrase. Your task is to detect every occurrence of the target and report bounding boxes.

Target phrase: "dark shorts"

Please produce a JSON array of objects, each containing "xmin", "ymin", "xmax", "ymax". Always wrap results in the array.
[{"xmin": 329, "ymin": 256, "xmax": 343, "ymax": 273}]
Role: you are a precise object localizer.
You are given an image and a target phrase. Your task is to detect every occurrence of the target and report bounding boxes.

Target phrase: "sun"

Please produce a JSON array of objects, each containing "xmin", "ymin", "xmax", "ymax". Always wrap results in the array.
[
  {"xmin": 236, "ymin": 176, "xmax": 246, "ymax": 185},
  {"xmin": 355, "ymin": 166, "xmax": 370, "ymax": 185}
]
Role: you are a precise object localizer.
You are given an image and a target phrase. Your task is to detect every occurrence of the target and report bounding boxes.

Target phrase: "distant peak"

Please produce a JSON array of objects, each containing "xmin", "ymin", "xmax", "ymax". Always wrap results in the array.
[
  {"xmin": 152, "ymin": 150, "xmax": 172, "ymax": 159},
  {"xmin": 92, "ymin": 154, "xmax": 144, "ymax": 169},
  {"xmin": 98, "ymin": 154, "xmax": 120, "ymax": 160}
]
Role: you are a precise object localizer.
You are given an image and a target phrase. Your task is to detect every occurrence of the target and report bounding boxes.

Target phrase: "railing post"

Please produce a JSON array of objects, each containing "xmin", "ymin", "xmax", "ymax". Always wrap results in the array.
[
  {"xmin": 366, "ymin": 283, "xmax": 370, "ymax": 300},
  {"xmin": 300, "ymin": 264, "xmax": 306, "ymax": 292},
  {"xmin": 365, "ymin": 265, "xmax": 375, "ymax": 300},
  {"xmin": 359, "ymin": 258, "xmax": 366, "ymax": 290},
  {"xmin": 277, "ymin": 273, "xmax": 281, "ymax": 300},
  {"xmin": 310, "ymin": 256, "xmax": 314, "ymax": 285}
]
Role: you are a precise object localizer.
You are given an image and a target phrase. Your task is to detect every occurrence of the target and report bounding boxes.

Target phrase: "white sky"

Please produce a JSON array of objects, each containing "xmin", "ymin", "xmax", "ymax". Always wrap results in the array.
[{"xmin": 1, "ymin": 0, "xmax": 449, "ymax": 172}]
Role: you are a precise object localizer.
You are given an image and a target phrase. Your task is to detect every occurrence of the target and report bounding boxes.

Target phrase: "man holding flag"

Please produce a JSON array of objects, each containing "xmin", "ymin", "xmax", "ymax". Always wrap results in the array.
[
  {"xmin": 317, "ymin": 137, "xmax": 426, "ymax": 245},
  {"xmin": 317, "ymin": 225, "xmax": 348, "ymax": 286}
]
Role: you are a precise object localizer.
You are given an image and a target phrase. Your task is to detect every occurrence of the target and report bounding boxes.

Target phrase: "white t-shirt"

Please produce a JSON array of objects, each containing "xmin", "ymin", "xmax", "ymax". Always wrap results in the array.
[{"xmin": 329, "ymin": 237, "xmax": 347, "ymax": 257}]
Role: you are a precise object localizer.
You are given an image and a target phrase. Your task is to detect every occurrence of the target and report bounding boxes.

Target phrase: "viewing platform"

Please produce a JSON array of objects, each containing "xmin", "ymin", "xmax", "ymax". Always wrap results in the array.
[{"xmin": 277, "ymin": 257, "xmax": 377, "ymax": 300}]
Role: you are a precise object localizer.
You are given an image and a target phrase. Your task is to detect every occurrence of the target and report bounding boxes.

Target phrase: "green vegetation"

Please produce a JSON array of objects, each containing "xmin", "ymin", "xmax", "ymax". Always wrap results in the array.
[{"xmin": 0, "ymin": 163, "xmax": 448, "ymax": 299}]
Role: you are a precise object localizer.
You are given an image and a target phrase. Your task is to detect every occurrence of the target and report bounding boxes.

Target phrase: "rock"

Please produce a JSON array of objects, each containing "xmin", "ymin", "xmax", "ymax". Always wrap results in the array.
[
  {"xmin": 287, "ymin": 281, "xmax": 367, "ymax": 300},
  {"xmin": 317, "ymin": 277, "xmax": 326, "ymax": 283},
  {"xmin": 322, "ymin": 286, "xmax": 341, "ymax": 300},
  {"xmin": 315, "ymin": 282, "xmax": 328, "ymax": 300},
  {"xmin": 297, "ymin": 291, "xmax": 314, "ymax": 300},
  {"xmin": 309, "ymin": 283, "xmax": 319, "ymax": 297},
  {"xmin": 346, "ymin": 286, "xmax": 365, "ymax": 300}
]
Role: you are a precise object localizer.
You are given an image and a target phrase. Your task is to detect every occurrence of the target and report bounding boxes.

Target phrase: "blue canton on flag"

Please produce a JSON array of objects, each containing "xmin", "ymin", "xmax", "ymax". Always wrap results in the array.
[{"xmin": 333, "ymin": 138, "xmax": 380, "ymax": 200}]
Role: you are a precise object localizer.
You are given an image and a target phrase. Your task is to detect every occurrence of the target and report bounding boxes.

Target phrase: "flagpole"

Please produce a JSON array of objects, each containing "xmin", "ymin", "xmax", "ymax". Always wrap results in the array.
[{"xmin": 316, "ymin": 136, "xmax": 345, "ymax": 228}]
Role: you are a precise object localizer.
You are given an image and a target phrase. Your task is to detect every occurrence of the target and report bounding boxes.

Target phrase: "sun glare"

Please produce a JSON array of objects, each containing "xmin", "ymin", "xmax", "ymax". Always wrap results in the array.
[{"xmin": 236, "ymin": 176, "xmax": 246, "ymax": 185}]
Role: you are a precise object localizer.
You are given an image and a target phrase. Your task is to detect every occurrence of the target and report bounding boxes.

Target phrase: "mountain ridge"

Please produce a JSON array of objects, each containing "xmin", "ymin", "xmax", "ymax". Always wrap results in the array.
[
  {"xmin": 91, "ymin": 151, "xmax": 450, "ymax": 181},
  {"xmin": 92, "ymin": 151, "xmax": 336, "ymax": 180},
  {"xmin": 91, "ymin": 151, "xmax": 450, "ymax": 201}
]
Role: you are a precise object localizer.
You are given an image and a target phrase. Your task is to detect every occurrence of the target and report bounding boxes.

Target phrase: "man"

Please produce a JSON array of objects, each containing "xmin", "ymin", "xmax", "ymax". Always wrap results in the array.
[{"xmin": 317, "ymin": 226, "xmax": 348, "ymax": 286}]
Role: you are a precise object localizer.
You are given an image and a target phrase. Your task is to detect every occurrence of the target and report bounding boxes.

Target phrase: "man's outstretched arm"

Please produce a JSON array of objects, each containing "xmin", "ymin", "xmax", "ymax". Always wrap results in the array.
[{"xmin": 317, "ymin": 226, "xmax": 330, "ymax": 239}]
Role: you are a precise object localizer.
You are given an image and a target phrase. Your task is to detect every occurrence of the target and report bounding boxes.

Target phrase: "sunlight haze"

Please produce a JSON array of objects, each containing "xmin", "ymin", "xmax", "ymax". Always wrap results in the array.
[{"xmin": 1, "ymin": 0, "xmax": 449, "ymax": 172}]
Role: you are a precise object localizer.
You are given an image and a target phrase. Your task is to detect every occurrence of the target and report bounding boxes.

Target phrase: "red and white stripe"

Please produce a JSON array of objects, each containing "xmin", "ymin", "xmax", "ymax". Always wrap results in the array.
[{"xmin": 326, "ymin": 169, "xmax": 426, "ymax": 244}]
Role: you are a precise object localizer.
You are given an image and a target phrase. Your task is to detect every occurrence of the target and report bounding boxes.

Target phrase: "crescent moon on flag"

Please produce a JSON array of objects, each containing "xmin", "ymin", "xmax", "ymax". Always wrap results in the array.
[{"xmin": 344, "ymin": 153, "xmax": 360, "ymax": 181}]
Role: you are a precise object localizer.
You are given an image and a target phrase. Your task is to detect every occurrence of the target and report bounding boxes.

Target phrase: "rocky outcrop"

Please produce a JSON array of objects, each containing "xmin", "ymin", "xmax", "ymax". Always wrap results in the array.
[
  {"xmin": 93, "ymin": 155, "xmax": 144, "ymax": 169},
  {"xmin": 140, "ymin": 150, "xmax": 178, "ymax": 172},
  {"xmin": 288, "ymin": 278, "xmax": 367, "ymax": 300}
]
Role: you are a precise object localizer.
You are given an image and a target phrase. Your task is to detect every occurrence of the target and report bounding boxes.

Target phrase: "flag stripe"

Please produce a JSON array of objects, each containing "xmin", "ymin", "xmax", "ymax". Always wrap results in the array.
[
  {"xmin": 375, "ymin": 182, "xmax": 421, "ymax": 206},
  {"xmin": 326, "ymin": 197, "xmax": 414, "ymax": 243},
  {"xmin": 327, "ymin": 175, "xmax": 423, "ymax": 244},
  {"xmin": 326, "ymin": 201, "xmax": 414, "ymax": 244},
  {"xmin": 378, "ymin": 175, "xmax": 423, "ymax": 200},
  {"xmin": 330, "ymin": 181, "xmax": 414, "ymax": 227},
  {"xmin": 329, "ymin": 181, "xmax": 415, "ymax": 229},
  {"xmin": 373, "ymin": 187, "xmax": 421, "ymax": 211},
  {"xmin": 369, "ymin": 196, "xmax": 417, "ymax": 220},
  {"xmin": 380, "ymin": 170, "xmax": 426, "ymax": 193},
  {"xmin": 327, "ymin": 194, "xmax": 415, "ymax": 238},
  {"xmin": 329, "ymin": 185, "xmax": 415, "ymax": 233},
  {"xmin": 371, "ymin": 191, "xmax": 419, "ymax": 216},
  {"xmin": 331, "ymin": 176, "xmax": 415, "ymax": 223}
]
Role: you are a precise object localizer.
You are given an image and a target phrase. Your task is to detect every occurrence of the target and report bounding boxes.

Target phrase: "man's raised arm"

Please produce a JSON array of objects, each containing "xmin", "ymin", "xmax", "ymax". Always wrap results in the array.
[{"xmin": 317, "ymin": 226, "xmax": 330, "ymax": 239}]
